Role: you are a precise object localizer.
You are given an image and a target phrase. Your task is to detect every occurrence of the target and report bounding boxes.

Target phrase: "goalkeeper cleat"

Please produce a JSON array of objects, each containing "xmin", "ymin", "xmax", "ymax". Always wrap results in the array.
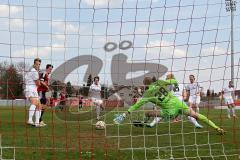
[
  {"xmin": 113, "ymin": 113, "xmax": 126, "ymax": 124},
  {"xmin": 216, "ymin": 128, "xmax": 226, "ymax": 135},
  {"xmin": 133, "ymin": 120, "xmax": 144, "ymax": 127},
  {"xmin": 146, "ymin": 123, "xmax": 155, "ymax": 128}
]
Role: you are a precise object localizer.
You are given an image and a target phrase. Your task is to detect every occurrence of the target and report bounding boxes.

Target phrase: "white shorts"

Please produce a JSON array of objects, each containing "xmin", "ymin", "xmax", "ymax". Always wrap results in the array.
[
  {"xmin": 92, "ymin": 98, "xmax": 103, "ymax": 106},
  {"xmin": 224, "ymin": 97, "xmax": 234, "ymax": 105},
  {"xmin": 189, "ymin": 96, "xmax": 200, "ymax": 104},
  {"xmin": 25, "ymin": 90, "xmax": 39, "ymax": 99}
]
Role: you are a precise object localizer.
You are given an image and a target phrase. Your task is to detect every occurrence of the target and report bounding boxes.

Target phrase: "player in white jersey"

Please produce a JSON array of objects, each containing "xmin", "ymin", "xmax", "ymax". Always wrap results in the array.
[
  {"xmin": 184, "ymin": 75, "xmax": 203, "ymax": 113},
  {"xmin": 222, "ymin": 81, "xmax": 237, "ymax": 119},
  {"xmin": 25, "ymin": 58, "xmax": 43, "ymax": 127},
  {"xmin": 89, "ymin": 76, "xmax": 103, "ymax": 120},
  {"xmin": 144, "ymin": 74, "xmax": 203, "ymax": 128}
]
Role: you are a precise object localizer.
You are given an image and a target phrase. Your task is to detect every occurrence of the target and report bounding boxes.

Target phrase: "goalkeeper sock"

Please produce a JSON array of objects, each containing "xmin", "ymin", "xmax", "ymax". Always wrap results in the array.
[
  {"xmin": 149, "ymin": 117, "xmax": 161, "ymax": 127},
  {"xmin": 197, "ymin": 113, "xmax": 218, "ymax": 129},
  {"xmin": 28, "ymin": 104, "xmax": 36, "ymax": 122}
]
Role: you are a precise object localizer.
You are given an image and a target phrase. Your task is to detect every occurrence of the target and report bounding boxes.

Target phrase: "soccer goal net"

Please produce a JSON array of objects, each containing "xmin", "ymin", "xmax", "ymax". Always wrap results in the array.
[{"xmin": 0, "ymin": 0, "xmax": 240, "ymax": 159}]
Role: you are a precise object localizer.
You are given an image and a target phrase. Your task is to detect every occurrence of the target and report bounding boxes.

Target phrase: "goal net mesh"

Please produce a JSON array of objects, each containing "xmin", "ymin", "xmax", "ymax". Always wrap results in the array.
[{"xmin": 0, "ymin": 0, "xmax": 239, "ymax": 159}]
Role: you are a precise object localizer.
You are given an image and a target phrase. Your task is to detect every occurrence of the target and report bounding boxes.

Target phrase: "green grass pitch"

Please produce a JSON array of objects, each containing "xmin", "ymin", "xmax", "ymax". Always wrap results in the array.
[{"xmin": 0, "ymin": 106, "xmax": 239, "ymax": 160}]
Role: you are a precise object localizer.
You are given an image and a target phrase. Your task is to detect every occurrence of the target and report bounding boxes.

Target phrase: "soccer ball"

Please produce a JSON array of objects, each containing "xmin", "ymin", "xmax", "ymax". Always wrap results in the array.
[{"xmin": 95, "ymin": 121, "xmax": 106, "ymax": 130}]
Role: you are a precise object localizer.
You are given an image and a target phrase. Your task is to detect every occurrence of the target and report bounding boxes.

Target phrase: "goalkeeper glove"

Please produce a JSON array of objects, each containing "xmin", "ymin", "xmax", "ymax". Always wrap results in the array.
[
  {"xmin": 216, "ymin": 127, "xmax": 226, "ymax": 135},
  {"xmin": 113, "ymin": 113, "xmax": 127, "ymax": 124}
]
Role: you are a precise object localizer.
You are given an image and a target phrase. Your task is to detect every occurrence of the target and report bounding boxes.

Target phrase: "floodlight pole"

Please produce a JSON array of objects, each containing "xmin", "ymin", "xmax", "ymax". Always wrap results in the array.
[{"xmin": 225, "ymin": 0, "xmax": 236, "ymax": 84}]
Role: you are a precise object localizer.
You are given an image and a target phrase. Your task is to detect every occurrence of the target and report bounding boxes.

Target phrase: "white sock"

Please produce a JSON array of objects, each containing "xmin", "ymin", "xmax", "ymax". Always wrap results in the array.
[
  {"xmin": 231, "ymin": 107, "xmax": 236, "ymax": 116},
  {"xmin": 35, "ymin": 110, "xmax": 41, "ymax": 125},
  {"xmin": 227, "ymin": 108, "xmax": 231, "ymax": 117},
  {"xmin": 96, "ymin": 105, "xmax": 101, "ymax": 118},
  {"xmin": 28, "ymin": 104, "xmax": 36, "ymax": 122},
  {"xmin": 150, "ymin": 117, "xmax": 161, "ymax": 127},
  {"xmin": 188, "ymin": 116, "xmax": 201, "ymax": 127},
  {"xmin": 196, "ymin": 107, "xmax": 199, "ymax": 113}
]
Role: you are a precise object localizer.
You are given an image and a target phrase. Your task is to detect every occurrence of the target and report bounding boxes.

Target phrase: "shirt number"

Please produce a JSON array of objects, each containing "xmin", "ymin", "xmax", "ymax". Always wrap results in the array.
[{"xmin": 155, "ymin": 87, "xmax": 168, "ymax": 101}]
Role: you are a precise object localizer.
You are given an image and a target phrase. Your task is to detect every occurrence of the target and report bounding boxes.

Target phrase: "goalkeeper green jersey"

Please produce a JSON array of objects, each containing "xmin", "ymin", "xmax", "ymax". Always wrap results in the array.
[
  {"xmin": 126, "ymin": 78, "xmax": 220, "ymax": 129},
  {"xmin": 128, "ymin": 79, "xmax": 189, "ymax": 119}
]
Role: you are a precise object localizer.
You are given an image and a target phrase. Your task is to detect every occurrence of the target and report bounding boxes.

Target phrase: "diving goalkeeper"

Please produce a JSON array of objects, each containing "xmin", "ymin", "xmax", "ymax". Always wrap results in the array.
[{"xmin": 113, "ymin": 76, "xmax": 225, "ymax": 135}]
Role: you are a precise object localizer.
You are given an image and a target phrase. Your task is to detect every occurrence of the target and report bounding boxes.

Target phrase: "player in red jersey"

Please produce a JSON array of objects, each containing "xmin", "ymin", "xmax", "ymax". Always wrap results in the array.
[{"xmin": 38, "ymin": 64, "xmax": 53, "ymax": 126}]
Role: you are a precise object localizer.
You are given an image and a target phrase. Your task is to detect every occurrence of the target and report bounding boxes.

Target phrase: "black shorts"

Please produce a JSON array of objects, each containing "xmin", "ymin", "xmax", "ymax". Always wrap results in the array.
[{"xmin": 39, "ymin": 91, "xmax": 47, "ymax": 105}]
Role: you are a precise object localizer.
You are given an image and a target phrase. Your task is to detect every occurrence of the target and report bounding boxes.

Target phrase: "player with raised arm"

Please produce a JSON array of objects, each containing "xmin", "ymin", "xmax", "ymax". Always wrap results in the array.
[
  {"xmin": 184, "ymin": 75, "xmax": 203, "ymax": 113},
  {"xmin": 114, "ymin": 76, "xmax": 225, "ymax": 135},
  {"xmin": 37, "ymin": 64, "xmax": 53, "ymax": 126},
  {"xmin": 89, "ymin": 76, "xmax": 103, "ymax": 120},
  {"xmin": 222, "ymin": 81, "xmax": 237, "ymax": 119},
  {"xmin": 25, "ymin": 58, "xmax": 44, "ymax": 127}
]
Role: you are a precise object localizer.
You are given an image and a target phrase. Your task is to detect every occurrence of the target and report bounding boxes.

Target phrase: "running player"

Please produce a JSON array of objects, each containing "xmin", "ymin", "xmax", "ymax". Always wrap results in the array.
[
  {"xmin": 79, "ymin": 95, "xmax": 83, "ymax": 110},
  {"xmin": 89, "ymin": 76, "xmax": 103, "ymax": 120},
  {"xmin": 222, "ymin": 81, "xmax": 237, "ymax": 119},
  {"xmin": 184, "ymin": 75, "xmax": 203, "ymax": 113}
]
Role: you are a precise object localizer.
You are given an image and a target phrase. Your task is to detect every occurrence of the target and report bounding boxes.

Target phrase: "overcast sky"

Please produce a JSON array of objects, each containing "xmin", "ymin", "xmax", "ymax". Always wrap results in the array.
[{"xmin": 0, "ymin": 0, "xmax": 240, "ymax": 92}]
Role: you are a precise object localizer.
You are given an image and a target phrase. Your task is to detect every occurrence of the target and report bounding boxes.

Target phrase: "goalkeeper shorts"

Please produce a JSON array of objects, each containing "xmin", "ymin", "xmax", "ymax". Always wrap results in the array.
[{"xmin": 160, "ymin": 97, "xmax": 189, "ymax": 120}]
